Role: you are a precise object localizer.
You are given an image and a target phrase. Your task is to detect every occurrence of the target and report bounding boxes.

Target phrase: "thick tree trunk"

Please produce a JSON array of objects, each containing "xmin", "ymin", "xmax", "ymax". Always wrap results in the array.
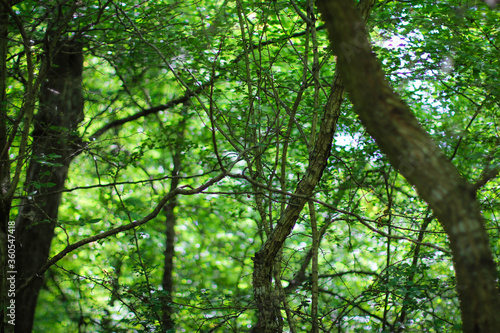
[
  {"xmin": 15, "ymin": 41, "xmax": 84, "ymax": 333},
  {"xmin": 316, "ymin": 0, "xmax": 500, "ymax": 331}
]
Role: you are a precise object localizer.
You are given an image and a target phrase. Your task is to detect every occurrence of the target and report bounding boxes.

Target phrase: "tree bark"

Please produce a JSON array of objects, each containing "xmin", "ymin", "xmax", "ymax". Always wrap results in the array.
[
  {"xmin": 15, "ymin": 41, "xmax": 84, "ymax": 333},
  {"xmin": 316, "ymin": 0, "xmax": 500, "ymax": 331},
  {"xmin": 251, "ymin": 64, "xmax": 346, "ymax": 331},
  {"xmin": 251, "ymin": 66, "xmax": 344, "ymax": 333},
  {"xmin": 250, "ymin": 2, "xmax": 375, "ymax": 331}
]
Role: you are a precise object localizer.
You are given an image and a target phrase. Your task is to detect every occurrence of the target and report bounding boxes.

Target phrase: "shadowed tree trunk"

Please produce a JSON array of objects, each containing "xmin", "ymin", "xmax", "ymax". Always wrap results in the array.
[
  {"xmin": 161, "ymin": 191, "xmax": 178, "ymax": 332},
  {"xmin": 15, "ymin": 41, "xmax": 84, "ymax": 333},
  {"xmin": 316, "ymin": 0, "xmax": 500, "ymax": 331},
  {"xmin": 250, "ymin": 1, "xmax": 375, "ymax": 331},
  {"xmin": 160, "ymin": 117, "xmax": 186, "ymax": 332},
  {"xmin": 251, "ymin": 72, "xmax": 344, "ymax": 333}
]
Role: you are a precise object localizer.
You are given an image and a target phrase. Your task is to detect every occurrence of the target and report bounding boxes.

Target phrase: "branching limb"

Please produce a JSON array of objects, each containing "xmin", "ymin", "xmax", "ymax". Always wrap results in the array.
[{"xmin": 16, "ymin": 149, "xmax": 247, "ymax": 294}]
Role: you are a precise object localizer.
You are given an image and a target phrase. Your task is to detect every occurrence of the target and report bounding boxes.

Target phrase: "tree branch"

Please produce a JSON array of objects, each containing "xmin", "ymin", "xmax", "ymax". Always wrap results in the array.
[
  {"xmin": 316, "ymin": 0, "xmax": 500, "ymax": 331},
  {"xmin": 15, "ymin": 147, "xmax": 250, "ymax": 294}
]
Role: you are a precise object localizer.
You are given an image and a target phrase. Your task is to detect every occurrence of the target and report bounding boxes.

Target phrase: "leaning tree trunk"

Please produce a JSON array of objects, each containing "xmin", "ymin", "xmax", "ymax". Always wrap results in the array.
[
  {"xmin": 251, "ymin": 71, "xmax": 344, "ymax": 333},
  {"xmin": 316, "ymin": 0, "xmax": 500, "ymax": 331},
  {"xmin": 15, "ymin": 41, "xmax": 84, "ymax": 333},
  {"xmin": 250, "ymin": 1, "xmax": 375, "ymax": 331}
]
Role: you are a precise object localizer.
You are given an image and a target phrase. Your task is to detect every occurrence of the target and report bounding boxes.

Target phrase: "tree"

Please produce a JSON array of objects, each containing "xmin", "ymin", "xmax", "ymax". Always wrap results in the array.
[
  {"xmin": 317, "ymin": 0, "xmax": 500, "ymax": 331},
  {"xmin": 15, "ymin": 39, "xmax": 84, "ymax": 333},
  {"xmin": 1, "ymin": 0, "xmax": 499, "ymax": 332}
]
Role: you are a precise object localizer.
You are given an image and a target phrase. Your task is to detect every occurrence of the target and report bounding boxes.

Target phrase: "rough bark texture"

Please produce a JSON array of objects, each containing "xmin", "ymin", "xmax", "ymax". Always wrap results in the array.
[
  {"xmin": 15, "ymin": 41, "xmax": 84, "ymax": 333},
  {"xmin": 251, "ymin": 69, "xmax": 344, "ymax": 333},
  {"xmin": 250, "ymin": 2, "xmax": 375, "ymax": 331},
  {"xmin": 316, "ymin": 0, "xmax": 500, "ymax": 331}
]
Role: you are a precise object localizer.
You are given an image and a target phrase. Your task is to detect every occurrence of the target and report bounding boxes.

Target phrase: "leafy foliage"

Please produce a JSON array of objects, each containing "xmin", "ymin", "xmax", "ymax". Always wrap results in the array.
[{"xmin": 2, "ymin": 0, "xmax": 499, "ymax": 332}]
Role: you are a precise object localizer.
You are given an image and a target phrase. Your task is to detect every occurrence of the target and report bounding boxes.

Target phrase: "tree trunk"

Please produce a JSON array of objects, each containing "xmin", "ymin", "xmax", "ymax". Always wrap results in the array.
[
  {"xmin": 250, "ymin": 1, "xmax": 375, "ymax": 331},
  {"xmin": 316, "ymin": 0, "xmax": 500, "ymax": 331},
  {"xmin": 251, "ymin": 71, "xmax": 344, "ymax": 332},
  {"xmin": 15, "ymin": 41, "xmax": 84, "ymax": 333},
  {"xmin": 161, "ymin": 117, "xmax": 185, "ymax": 332}
]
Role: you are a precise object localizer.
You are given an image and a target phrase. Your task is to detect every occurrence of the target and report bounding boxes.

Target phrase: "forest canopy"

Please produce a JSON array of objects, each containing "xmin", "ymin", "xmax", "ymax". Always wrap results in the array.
[{"xmin": 1, "ymin": 0, "xmax": 499, "ymax": 332}]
